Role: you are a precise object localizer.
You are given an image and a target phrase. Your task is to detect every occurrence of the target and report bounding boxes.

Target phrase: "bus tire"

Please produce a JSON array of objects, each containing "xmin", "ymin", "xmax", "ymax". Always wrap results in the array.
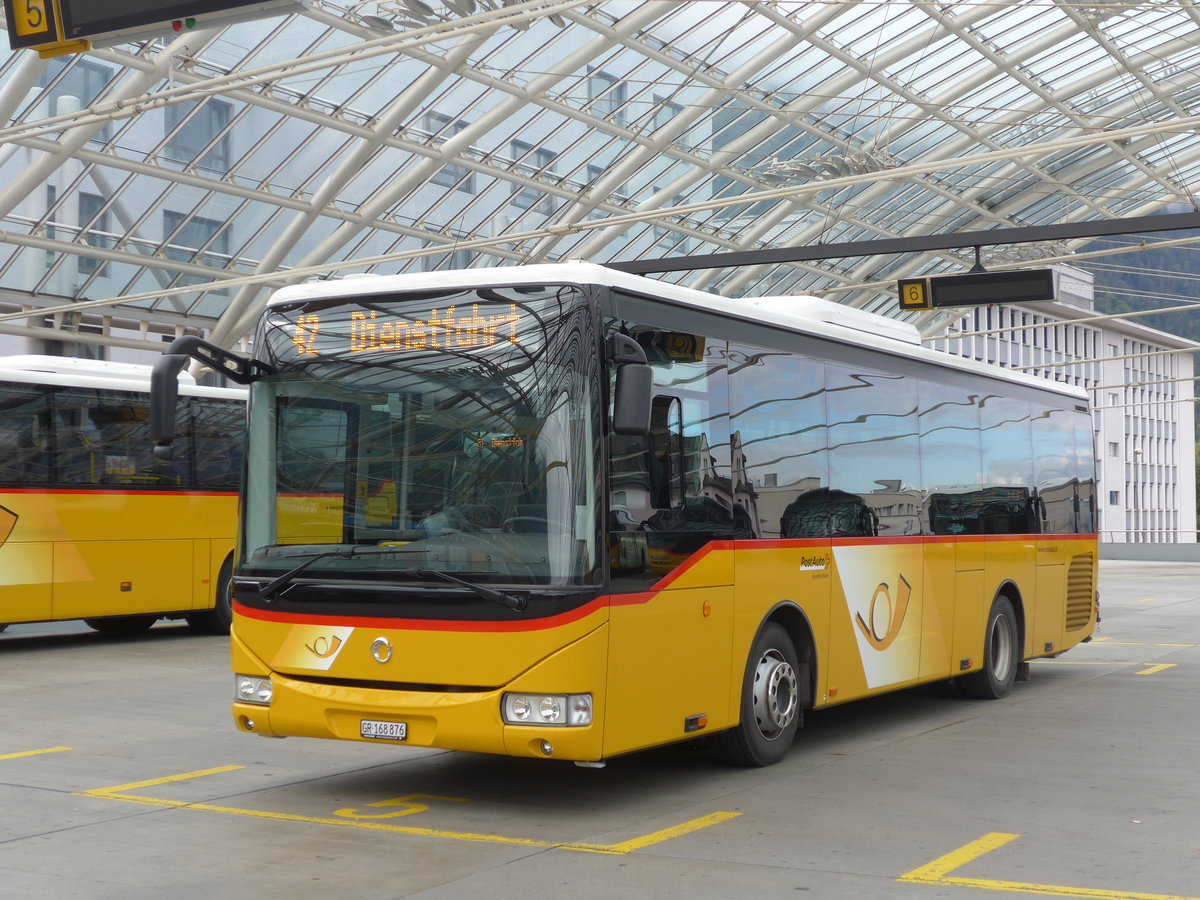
[
  {"xmin": 187, "ymin": 557, "xmax": 234, "ymax": 635},
  {"xmin": 717, "ymin": 622, "xmax": 802, "ymax": 767},
  {"xmin": 84, "ymin": 615, "xmax": 158, "ymax": 634},
  {"xmin": 960, "ymin": 595, "xmax": 1019, "ymax": 700}
]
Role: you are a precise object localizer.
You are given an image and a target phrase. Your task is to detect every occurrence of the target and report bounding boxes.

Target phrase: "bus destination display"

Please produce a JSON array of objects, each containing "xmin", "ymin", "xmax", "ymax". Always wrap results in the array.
[{"xmin": 290, "ymin": 303, "xmax": 523, "ymax": 357}]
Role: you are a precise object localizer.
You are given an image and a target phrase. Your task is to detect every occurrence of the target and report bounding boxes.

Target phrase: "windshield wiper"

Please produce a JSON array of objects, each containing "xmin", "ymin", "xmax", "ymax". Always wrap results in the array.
[
  {"xmin": 258, "ymin": 548, "xmax": 360, "ymax": 602},
  {"xmin": 408, "ymin": 568, "xmax": 528, "ymax": 612},
  {"xmin": 254, "ymin": 549, "xmax": 528, "ymax": 612}
]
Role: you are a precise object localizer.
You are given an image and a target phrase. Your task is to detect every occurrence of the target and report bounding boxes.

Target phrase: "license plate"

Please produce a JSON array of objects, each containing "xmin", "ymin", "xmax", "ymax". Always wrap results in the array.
[{"xmin": 360, "ymin": 719, "xmax": 407, "ymax": 741}]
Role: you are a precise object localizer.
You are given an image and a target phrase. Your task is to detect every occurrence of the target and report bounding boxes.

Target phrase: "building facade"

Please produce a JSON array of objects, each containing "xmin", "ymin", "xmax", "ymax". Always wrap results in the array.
[{"xmin": 928, "ymin": 264, "xmax": 1198, "ymax": 544}]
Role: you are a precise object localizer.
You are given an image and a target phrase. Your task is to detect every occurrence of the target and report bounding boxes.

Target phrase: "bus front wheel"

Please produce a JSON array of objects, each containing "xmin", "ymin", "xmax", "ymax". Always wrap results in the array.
[
  {"xmin": 960, "ymin": 595, "xmax": 1019, "ymax": 700},
  {"xmin": 717, "ymin": 622, "xmax": 802, "ymax": 767}
]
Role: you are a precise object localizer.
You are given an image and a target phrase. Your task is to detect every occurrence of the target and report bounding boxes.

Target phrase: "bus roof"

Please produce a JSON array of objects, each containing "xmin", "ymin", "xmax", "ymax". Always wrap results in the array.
[
  {"xmin": 267, "ymin": 263, "xmax": 1087, "ymax": 401},
  {"xmin": 0, "ymin": 355, "xmax": 245, "ymax": 399}
]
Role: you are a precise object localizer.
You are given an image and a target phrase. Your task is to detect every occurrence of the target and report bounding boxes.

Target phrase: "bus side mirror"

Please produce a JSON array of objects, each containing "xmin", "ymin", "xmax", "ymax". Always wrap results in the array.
[
  {"xmin": 613, "ymin": 363, "xmax": 652, "ymax": 435},
  {"xmin": 608, "ymin": 334, "xmax": 651, "ymax": 436},
  {"xmin": 150, "ymin": 353, "xmax": 188, "ymax": 460}
]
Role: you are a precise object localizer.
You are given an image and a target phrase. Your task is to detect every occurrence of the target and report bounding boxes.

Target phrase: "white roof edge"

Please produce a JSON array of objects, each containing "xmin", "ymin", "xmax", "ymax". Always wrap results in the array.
[
  {"xmin": 0, "ymin": 355, "xmax": 245, "ymax": 398},
  {"xmin": 0, "ymin": 355, "xmax": 179, "ymax": 379},
  {"xmin": 268, "ymin": 263, "xmax": 1087, "ymax": 401}
]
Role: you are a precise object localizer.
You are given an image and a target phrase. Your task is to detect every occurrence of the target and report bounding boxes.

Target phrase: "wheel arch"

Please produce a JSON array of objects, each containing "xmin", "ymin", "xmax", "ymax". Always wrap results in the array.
[
  {"xmin": 993, "ymin": 578, "xmax": 1026, "ymax": 657},
  {"xmin": 761, "ymin": 601, "xmax": 818, "ymax": 711}
]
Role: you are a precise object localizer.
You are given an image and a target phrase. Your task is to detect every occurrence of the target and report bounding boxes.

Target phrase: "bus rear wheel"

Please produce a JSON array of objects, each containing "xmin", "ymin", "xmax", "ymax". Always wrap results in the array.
[
  {"xmin": 960, "ymin": 595, "xmax": 1019, "ymax": 700},
  {"xmin": 717, "ymin": 622, "xmax": 802, "ymax": 767}
]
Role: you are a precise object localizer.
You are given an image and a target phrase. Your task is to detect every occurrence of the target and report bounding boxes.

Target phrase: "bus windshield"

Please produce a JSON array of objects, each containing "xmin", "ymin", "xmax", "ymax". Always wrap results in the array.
[{"xmin": 241, "ymin": 284, "xmax": 601, "ymax": 588}]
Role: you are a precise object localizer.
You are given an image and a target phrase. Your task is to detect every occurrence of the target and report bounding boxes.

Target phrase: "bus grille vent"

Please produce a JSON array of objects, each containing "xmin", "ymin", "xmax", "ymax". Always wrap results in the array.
[{"xmin": 1065, "ymin": 553, "xmax": 1094, "ymax": 632}]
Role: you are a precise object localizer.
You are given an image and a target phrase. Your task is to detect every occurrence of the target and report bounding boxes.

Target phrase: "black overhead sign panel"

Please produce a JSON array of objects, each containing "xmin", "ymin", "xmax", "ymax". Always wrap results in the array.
[
  {"xmin": 898, "ymin": 269, "xmax": 1055, "ymax": 311},
  {"xmin": 58, "ymin": 0, "xmax": 265, "ymax": 39}
]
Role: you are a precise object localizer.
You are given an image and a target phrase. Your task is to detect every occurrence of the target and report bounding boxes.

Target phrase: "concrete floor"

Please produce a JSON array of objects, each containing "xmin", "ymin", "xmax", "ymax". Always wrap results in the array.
[{"xmin": 1, "ymin": 559, "xmax": 1197, "ymax": 899}]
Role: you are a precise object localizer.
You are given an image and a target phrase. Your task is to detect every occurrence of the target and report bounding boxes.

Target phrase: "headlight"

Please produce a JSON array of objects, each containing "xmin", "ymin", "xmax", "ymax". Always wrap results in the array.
[
  {"xmin": 502, "ymin": 692, "xmax": 591, "ymax": 727},
  {"xmin": 234, "ymin": 674, "xmax": 273, "ymax": 706}
]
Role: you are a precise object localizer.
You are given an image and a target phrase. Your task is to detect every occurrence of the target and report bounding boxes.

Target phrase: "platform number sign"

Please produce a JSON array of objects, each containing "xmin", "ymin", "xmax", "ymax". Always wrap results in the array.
[
  {"xmin": 5, "ymin": 0, "xmax": 62, "ymax": 47},
  {"xmin": 897, "ymin": 278, "xmax": 932, "ymax": 311}
]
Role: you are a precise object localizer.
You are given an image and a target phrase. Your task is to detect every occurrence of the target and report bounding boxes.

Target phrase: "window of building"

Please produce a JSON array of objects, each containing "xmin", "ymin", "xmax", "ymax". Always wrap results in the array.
[
  {"xmin": 587, "ymin": 68, "xmax": 627, "ymax": 125},
  {"xmin": 424, "ymin": 112, "xmax": 475, "ymax": 194},
  {"xmin": 418, "ymin": 225, "xmax": 471, "ymax": 271},
  {"xmin": 44, "ymin": 184, "xmax": 57, "ymax": 268},
  {"xmin": 163, "ymin": 211, "xmax": 230, "ymax": 295},
  {"xmin": 78, "ymin": 192, "xmax": 110, "ymax": 276},
  {"xmin": 1108, "ymin": 441, "xmax": 1119, "ymax": 457},
  {"xmin": 37, "ymin": 58, "xmax": 113, "ymax": 143},
  {"xmin": 1109, "ymin": 490, "xmax": 1120, "ymax": 505},
  {"xmin": 165, "ymin": 99, "xmax": 232, "ymax": 171},
  {"xmin": 651, "ymin": 96, "xmax": 684, "ymax": 133},
  {"xmin": 510, "ymin": 140, "xmax": 556, "ymax": 214}
]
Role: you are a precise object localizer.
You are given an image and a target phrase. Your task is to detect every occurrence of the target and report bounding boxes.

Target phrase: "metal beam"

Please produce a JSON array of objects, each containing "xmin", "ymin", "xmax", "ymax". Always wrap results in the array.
[{"xmin": 606, "ymin": 212, "xmax": 1200, "ymax": 275}]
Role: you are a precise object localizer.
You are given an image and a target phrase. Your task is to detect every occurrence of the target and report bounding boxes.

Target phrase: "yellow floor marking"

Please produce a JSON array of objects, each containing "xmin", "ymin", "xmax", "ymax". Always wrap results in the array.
[
  {"xmin": 77, "ymin": 766, "xmax": 738, "ymax": 854},
  {"xmin": 1034, "ymin": 660, "xmax": 1133, "ymax": 666},
  {"xmin": 0, "ymin": 746, "xmax": 71, "ymax": 761},
  {"xmin": 901, "ymin": 832, "xmax": 1019, "ymax": 882},
  {"xmin": 1035, "ymin": 660, "xmax": 1178, "ymax": 676},
  {"xmin": 568, "ymin": 812, "xmax": 742, "ymax": 855},
  {"xmin": 1134, "ymin": 663, "xmax": 1176, "ymax": 676},
  {"xmin": 900, "ymin": 832, "xmax": 1200, "ymax": 900}
]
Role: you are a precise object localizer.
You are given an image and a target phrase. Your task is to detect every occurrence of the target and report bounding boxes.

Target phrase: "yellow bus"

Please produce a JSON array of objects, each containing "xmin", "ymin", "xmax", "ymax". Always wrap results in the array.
[
  {"xmin": 0, "ymin": 356, "xmax": 243, "ymax": 635},
  {"xmin": 151, "ymin": 263, "xmax": 1098, "ymax": 766}
]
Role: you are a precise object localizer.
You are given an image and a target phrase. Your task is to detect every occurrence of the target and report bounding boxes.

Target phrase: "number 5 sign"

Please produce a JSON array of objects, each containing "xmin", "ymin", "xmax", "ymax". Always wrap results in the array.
[{"xmin": 5, "ymin": 0, "xmax": 61, "ymax": 46}]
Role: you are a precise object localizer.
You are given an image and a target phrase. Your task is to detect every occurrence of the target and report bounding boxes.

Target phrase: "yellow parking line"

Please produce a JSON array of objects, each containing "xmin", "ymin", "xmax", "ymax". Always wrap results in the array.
[
  {"xmin": 0, "ymin": 746, "xmax": 71, "ymax": 760},
  {"xmin": 568, "ymin": 811, "xmax": 742, "ymax": 855},
  {"xmin": 900, "ymin": 832, "xmax": 1200, "ymax": 900},
  {"xmin": 1134, "ymin": 663, "xmax": 1176, "ymax": 676},
  {"xmin": 1034, "ymin": 660, "xmax": 1131, "ymax": 666},
  {"xmin": 1034, "ymin": 660, "xmax": 1178, "ymax": 676},
  {"xmin": 78, "ymin": 766, "xmax": 739, "ymax": 854}
]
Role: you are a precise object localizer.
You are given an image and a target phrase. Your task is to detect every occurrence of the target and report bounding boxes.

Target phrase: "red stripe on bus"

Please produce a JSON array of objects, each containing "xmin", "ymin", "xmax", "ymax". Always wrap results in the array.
[
  {"xmin": 0, "ymin": 487, "xmax": 237, "ymax": 497},
  {"xmin": 233, "ymin": 532, "xmax": 1096, "ymax": 633},
  {"xmin": 234, "ymin": 597, "xmax": 613, "ymax": 633}
]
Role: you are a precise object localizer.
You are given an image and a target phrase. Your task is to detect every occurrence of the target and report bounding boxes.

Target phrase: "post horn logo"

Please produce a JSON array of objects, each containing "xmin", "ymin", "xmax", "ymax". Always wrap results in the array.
[
  {"xmin": 0, "ymin": 506, "xmax": 17, "ymax": 548},
  {"xmin": 305, "ymin": 635, "xmax": 343, "ymax": 659},
  {"xmin": 855, "ymin": 574, "xmax": 912, "ymax": 652}
]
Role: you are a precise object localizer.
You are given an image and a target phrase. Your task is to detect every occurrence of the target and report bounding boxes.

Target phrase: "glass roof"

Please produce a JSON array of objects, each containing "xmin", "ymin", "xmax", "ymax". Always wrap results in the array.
[{"xmin": 2, "ymin": 0, "xmax": 1200, "ymax": 351}]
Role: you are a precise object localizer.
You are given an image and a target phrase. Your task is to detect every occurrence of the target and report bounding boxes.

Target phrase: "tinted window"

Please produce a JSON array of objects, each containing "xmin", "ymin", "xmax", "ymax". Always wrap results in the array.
[
  {"xmin": 606, "ymin": 323, "xmax": 731, "ymax": 586},
  {"xmin": 826, "ymin": 364, "xmax": 920, "ymax": 537},
  {"xmin": 1032, "ymin": 404, "xmax": 1079, "ymax": 535},
  {"xmin": 979, "ymin": 395, "xmax": 1038, "ymax": 533},
  {"xmin": 919, "ymin": 383, "xmax": 984, "ymax": 535},
  {"xmin": 0, "ymin": 385, "xmax": 49, "ymax": 484},
  {"xmin": 0, "ymin": 383, "xmax": 241, "ymax": 490},
  {"xmin": 728, "ymin": 346, "xmax": 827, "ymax": 539}
]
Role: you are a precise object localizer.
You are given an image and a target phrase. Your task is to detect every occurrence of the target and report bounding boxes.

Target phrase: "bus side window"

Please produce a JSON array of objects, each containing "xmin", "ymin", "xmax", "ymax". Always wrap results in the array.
[
  {"xmin": 52, "ymin": 390, "xmax": 103, "ymax": 484},
  {"xmin": 648, "ymin": 396, "xmax": 683, "ymax": 510},
  {"xmin": 0, "ymin": 386, "xmax": 49, "ymax": 484}
]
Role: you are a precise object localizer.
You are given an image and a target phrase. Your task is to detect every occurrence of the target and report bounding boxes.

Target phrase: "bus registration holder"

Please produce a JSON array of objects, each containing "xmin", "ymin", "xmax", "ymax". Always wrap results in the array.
[{"xmin": 360, "ymin": 719, "xmax": 407, "ymax": 741}]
